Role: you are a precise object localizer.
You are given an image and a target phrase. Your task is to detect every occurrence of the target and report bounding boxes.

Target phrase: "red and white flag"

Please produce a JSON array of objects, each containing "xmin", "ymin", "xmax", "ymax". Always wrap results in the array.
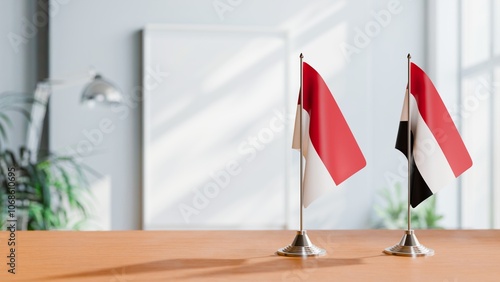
[
  {"xmin": 293, "ymin": 62, "xmax": 366, "ymax": 207},
  {"xmin": 396, "ymin": 62, "xmax": 473, "ymax": 207}
]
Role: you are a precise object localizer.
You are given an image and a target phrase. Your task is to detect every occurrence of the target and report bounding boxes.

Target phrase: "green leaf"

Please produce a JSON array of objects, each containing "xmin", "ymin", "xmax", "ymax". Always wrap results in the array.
[
  {"xmin": 0, "ymin": 112, "xmax": 13, "ymax": 127},
  {"xmin": 0, "ymin": 124, "xmax": 7, "ymax": 143}
]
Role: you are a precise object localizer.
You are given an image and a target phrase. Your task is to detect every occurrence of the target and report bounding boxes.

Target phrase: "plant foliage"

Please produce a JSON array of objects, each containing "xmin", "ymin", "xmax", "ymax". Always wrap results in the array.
[
  {"xmin": 373, "ymin": 182, "xmax": 444, "ymax": 229},
  {"xmin": 0, "ymin": 92, "xmax": 93, "ymax": 230},
  {"xmin": 0, "ymin": 148, "xmax": 91, "ymax": 230}
]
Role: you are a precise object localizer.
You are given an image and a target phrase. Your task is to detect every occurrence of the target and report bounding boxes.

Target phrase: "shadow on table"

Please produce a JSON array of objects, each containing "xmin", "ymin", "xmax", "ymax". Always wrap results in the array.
[
  {"xmin": 40, "ymin": 255, "xmax": 376, "ymax": 280},
  {"xmin": 181, "ymin": 256, "xmax": 368, "ymax": 279},
  {"xmin": 40, "ymin": 258, "xmax": 249, "ymax": 280}
]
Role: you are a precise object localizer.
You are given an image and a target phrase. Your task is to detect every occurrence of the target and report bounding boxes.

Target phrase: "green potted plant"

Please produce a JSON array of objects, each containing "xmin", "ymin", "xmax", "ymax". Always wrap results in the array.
[
  {"xmin": 0, "ymin": 92, "xmax": 94, "ymax": 230},
  {"xmin": 373, "ymin": 182, "xmax": 444, "ymax": 229}
]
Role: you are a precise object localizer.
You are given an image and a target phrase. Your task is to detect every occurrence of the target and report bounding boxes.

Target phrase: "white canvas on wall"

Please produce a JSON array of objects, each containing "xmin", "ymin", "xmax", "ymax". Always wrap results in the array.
[{"xmin": 142, "ymin": 25, "xmax": 291, "ymax": 229}]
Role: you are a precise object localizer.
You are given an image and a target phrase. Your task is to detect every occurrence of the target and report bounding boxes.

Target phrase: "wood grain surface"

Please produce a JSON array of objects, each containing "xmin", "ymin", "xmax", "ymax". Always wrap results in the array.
[{"xmin": 0, "ymin": 230, "xmax": 499, "ymax": 281}]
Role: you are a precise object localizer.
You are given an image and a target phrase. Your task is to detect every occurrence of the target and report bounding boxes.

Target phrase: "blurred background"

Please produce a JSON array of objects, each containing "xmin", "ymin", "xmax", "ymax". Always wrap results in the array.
[{"xmin": 0, "ymin": 0, "xmax": 498, "ymax": 231}]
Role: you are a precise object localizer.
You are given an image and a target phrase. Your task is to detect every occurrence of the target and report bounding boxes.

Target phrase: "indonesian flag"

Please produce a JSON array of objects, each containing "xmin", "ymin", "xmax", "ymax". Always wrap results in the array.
[
  {"xmin": 396, "ymin": 62, "xmax": 473, "ymax": 208},
  {"xmin": 293, "ymin": 62, "xmax": 366, "ymax": 207}
]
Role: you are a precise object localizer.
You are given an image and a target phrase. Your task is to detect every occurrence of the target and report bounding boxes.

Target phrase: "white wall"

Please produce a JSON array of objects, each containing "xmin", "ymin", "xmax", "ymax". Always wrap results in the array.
[
  {"xmin": 0, "ymin": 0, "xmax": 38, "ymax": 150},
  {"xmin": 428, "ymin": 0, "xmax": 499, "ymax": 229},
  {"xmin": 49, "ymin": 0, "xmax": 426, "ymax": 230}
]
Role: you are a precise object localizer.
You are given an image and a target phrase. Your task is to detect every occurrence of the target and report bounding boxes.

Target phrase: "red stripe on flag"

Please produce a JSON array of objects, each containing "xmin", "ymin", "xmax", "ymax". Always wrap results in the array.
[
  {"xmin": 410, "ymin": 63, "xmax": 473, "ymax": 177},
  {"xmin": 300, "ymin": 62, "xmax": 366, "ymax": 184}
]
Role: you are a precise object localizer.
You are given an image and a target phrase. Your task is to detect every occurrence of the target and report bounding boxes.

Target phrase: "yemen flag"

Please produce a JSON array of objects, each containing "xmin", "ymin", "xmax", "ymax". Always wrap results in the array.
[
  {"xmin": 293, "ymin": 62, "xmax": 366, "ymax": 207},
  {"xmin": 396, "ymin": 62, "xmax": 473, "ymax": 208}
]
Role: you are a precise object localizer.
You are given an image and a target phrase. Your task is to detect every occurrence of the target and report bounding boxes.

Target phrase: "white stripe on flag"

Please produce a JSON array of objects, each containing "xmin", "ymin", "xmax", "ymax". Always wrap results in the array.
[
  {"xmin": 409, "ymin": 94, "xmax": 456, "ymax": 193},
  {"xmin": 292, "ymin": 105, "xmax": 310, "ymax": 157},
  {"xmin": 303, "ymin": 138, "xmax": 337, "ymax": 207},
  {"xmin": 293, "ymin": 107, "xmax": 337, "ymax": 207}
]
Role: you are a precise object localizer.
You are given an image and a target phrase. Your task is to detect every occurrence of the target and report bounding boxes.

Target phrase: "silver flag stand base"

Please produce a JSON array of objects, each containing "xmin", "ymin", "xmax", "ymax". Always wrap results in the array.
[
  {"xmin": 384, "ymin": 230, "xmax": 434, "ymax": 257},
  {"xmin": 277, "ymin": 230, "xmax": 326, "ymax": 257}
]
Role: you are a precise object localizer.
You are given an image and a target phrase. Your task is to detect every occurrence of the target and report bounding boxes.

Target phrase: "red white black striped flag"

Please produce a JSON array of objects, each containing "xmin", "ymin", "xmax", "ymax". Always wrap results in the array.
[
  {"xmin": 396, "ymin": 63, "xmax": 473, "ymax": 208},
  {"xmin": 293, "ymin": 62, "xmax": 366, "ymax": 207}
]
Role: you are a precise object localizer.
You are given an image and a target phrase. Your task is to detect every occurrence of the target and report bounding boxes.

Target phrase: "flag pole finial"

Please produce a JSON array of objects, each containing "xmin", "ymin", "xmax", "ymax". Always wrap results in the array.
[
  {"xmin": 407, "ymin": 53, "xmax": 411, "ymax": 59},
  {"xmin": 300, "ymin": 53, "xmax": 303, "ymax": 59}
]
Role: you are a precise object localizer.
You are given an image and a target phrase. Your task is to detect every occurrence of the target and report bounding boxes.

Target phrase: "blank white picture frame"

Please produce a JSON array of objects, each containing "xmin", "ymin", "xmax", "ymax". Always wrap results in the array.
[{"xmin": 142, "ymin": 25, "xmax": 291, "ymax": 229}]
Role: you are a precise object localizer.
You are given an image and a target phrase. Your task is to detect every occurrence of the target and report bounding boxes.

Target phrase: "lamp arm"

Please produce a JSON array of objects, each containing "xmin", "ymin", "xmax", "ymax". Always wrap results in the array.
[
  {"xmin": 44, "ymin": 68, "xmax": 97, "ymax": 89},
  {"xmin": 25, "ymin": 68, "xmax": 121, "ymax": 160},
  {"xmin": 25, "ymin": 82, "xmax": 51, "ymax": 162},
  {"xmin": 25, "ymin": 68, "xmax": 96, "ymax": 161}
]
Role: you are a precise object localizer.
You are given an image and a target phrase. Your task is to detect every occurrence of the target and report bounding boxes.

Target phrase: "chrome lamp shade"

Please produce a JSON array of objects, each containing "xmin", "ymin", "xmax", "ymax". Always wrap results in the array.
[{"xmin": 81, "ymin": 74, "xmax": 122, "ymax": 105}]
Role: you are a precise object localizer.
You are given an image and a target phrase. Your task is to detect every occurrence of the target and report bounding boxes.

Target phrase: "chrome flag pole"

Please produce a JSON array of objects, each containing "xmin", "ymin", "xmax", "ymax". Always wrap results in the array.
[
  {"xmin": 300, "ymin": 52, "xmax": 304, "ymax": 233},
  {"xmin": 277, "ymin": 53, "xmax": 326, "ymax": 257},
  {"xmin": 384, "ymin": 54, "xmax": 434, "ymax": 257}
]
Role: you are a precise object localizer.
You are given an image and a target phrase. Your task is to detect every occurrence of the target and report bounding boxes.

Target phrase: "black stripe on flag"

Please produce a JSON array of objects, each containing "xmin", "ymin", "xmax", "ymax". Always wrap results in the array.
[{"xmin": 395, "ymin": 121, "xmax": 433, "ymax": 208}]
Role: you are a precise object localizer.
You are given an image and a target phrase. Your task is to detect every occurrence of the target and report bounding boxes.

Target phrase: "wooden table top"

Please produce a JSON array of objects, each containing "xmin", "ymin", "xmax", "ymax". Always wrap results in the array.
[{"xmin": 0, "ymin": 229, "xmax": 499, "ymax": 281}]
